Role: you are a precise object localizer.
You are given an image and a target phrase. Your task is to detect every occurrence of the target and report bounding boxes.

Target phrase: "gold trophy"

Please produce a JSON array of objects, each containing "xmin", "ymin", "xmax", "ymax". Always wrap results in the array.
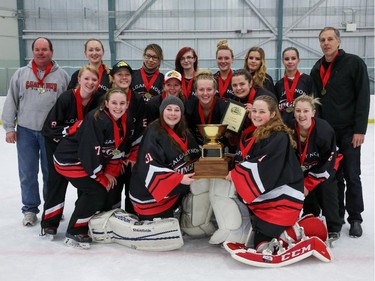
[{"xmin": 193, "ymin": 124, "xmax": 230, "ymax": 179}]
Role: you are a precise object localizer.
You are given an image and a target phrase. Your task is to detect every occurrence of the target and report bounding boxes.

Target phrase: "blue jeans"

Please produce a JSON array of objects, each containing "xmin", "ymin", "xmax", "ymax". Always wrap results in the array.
[{"xmin": 16, "ymin": 126, "xmax": 48, "ymax": 214}]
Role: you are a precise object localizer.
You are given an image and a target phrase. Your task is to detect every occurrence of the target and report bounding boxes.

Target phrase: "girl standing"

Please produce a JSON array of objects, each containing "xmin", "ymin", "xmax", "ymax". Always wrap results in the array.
[
  {"xmin": 214, "ymin": 40, "xmax": 235, "ymax": 100},
  {"xmin": 175, "ymin": 47, "xmax": 198, "ymax": 99}
]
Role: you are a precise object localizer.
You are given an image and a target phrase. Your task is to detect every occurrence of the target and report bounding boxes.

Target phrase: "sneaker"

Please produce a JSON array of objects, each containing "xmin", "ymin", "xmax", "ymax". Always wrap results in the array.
[
  {"xmin": 23, "ymin": 212, "xmax": 37, "ymax": 226},
  {"xmin": 349, "ymin": 221, "xmax": 362, "ymax": 238}
]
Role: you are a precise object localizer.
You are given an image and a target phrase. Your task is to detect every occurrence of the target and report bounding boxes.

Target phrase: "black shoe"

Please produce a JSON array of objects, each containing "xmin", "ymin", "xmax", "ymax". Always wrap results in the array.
[
  {"xmin": 44, "ymin": 227, "xmax": 57, "ymax": 235},
  {"xmin": 349, "ymin": 221, "xmax": 362, "ymax": 238},
  {"xmin": 66, "ymin": 233, "xmax": 92, "ymax": 243}
]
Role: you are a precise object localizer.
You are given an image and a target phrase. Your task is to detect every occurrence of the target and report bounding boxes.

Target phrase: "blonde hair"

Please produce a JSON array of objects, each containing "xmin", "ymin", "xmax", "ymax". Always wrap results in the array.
[
  {"xmin": 244, "ymin": 47, "xmax": 268, "ymax": 89},
  {"xmin": 253, "ymin": 95, "xmax": 297, "ymax": 148},
  {"xmin": 84, "ymin": 39, "xmax": 111, "ymax": 75},
  {"xmin": 293, "ymin": 95, "xmax": 321, "ymax": 110},
  {"xmin": 94, "ymin": 88, "xmax": 127, "ymax": 119},
  {"xmin": 216, "ymin": 39, "xmax": 234, "ymax": 58},
  {"xmin": 194, "ymin": 69, "xmax": 217, "ymax": 90}
]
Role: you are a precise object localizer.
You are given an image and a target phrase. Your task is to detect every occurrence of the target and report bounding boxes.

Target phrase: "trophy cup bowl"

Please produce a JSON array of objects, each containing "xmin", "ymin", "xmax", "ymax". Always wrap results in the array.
[{"xmin": 197, "ymin": 124, "xmax": 228, "ymax": 145}]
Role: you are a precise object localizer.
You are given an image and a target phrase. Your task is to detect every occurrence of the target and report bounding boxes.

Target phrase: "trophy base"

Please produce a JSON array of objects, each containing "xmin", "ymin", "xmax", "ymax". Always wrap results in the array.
[
  {"xmin": 193, "ymin": 157, "xmax": 230, "ymax": 179},
  {"xmin": 202, "ymin": 143, "xmax": 223, "ymax": 158}
]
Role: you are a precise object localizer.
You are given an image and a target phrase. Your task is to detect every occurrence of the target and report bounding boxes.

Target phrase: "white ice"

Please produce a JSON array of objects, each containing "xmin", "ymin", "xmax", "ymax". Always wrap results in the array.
[{"xmin": 0, "ymin": 125, "xmax": 373, "ymax": 281}]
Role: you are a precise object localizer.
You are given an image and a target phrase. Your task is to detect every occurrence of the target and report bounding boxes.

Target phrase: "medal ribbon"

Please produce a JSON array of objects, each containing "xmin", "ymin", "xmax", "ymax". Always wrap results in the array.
[
  {"xmin": 32, "ymin": 60, "xmax": 53, "ymax": 89},
  {"xmin": 162, "ymin": 123, "xmax": 188, "ymax": 153},
  {"xmin": 247, "ymin": 88, "xmax": 257, "ymax": 104},
  {"xmin": 284, "ymin": 71, "xmax": 301, "ymax": 105},
  {"xmin": 104, "ymin": 110, "xmax": 127, "ymax": 150},
  {"xmin": 140, "ymin": 67, "xmax": 160, "ymax": 92},
  {"xmin": 239, "ymin": 124, "xmax": 257, "ymax": 160},
  {"xmin": 182, "ymin": 75, "xmax": 194, "ymax": 99},
  {"xmin": 96, "ymin": 64, "xmax": 104, "ymax": 90},
  {"xmin": 73, "ymin": 88, "xmax": 84, "ymax": 120},
  {"xmin": 217, "ymin": 70, "xmax": 232, "ymax": 98},
  {"xmin": 198, "ymin": 97, "xmax": 217, "ymax": 124},
  {"xmin": 319, "ymin": 52, "xmax": 339, "ymax": 90},
  {"xmin": 295, "ymin": 119, "xmax": 315, "ymax": 165}
]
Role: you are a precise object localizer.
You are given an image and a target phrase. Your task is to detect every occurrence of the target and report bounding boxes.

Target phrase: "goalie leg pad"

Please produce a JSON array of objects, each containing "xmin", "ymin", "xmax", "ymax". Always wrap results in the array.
[
  {"xmin": 180, "ymin": 179, "xmax": 216, "ymax": 237},
  {"xmin": 89, "ymin": 209, "xmax": 184, "ymax": 251},
  {"xmin": 88, "ymin": 209, "xmax": 121, "ymax": 243},
  {"xmin": 208, "ymin": 179, "xmax": 251, "ymax": 244}
]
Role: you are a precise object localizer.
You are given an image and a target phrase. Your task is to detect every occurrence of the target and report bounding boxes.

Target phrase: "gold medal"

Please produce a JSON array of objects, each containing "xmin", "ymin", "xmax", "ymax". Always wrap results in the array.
[
  {"xmin": 144, "ymin": 92, "xmax": 152, "ymax": 100},
  {"xmin": 38, "ymin": 87, "xmax": 45, "ymax": 94},
  {"xmin": 301, "ymin": 165, "xmax": 307, "ymax": 172},
  {"xmin": 321, "ymin": 88, "xmax": 326, "ymax": 96},
  {"xmin": 112, "ymin": 149, "xmax": 121, "ymax": 156},
  {"xmin": 286, "ymin": 107, "xmax": 294, "ymax": 113}
]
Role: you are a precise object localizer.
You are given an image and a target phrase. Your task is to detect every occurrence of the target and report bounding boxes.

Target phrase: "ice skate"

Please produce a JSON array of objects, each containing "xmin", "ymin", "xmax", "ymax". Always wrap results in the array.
[
  {"xmin": 327, "ymin": 232, "xmax": 340, "ymax": 248},
  {"xmin": 40, "ymin": 227, "xmax": 57, "ymax": 241},
  {"xmin": 64, "ymin": 233, "xmax": 92, "ymax": 249}
]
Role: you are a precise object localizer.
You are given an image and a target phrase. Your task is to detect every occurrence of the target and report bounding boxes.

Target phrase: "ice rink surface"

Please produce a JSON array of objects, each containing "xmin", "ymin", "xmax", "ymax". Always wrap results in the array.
[{"xmin": 0, "ymin": 125, "xmax": 373, "ymax": 281}]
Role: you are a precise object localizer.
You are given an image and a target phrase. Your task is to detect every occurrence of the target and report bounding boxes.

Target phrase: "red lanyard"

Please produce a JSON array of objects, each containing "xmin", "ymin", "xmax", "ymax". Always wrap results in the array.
[
  {"xmin": 247, "ymin": 88, "xmax": 257, "ymax": 104},
  {"xmin": 96, "ymin": 64, "xmax": 104, "ymax": 90},
  {"xmin": 32, "ymin": 60, "xmax": 53, "ymax": 88},
  {"xmin": 295, "ymin": 119, "xmax": 315, "ymax": 165},
  {"xmin": 284, "ymin": 71, "xmax": 301, "ymax": 104},
  {"xmin": 104, "ymin": 110, "xmax": 127, "ymax": 149},
  {"xmin": 217, "ymin": 70, "xmax": 232, "ymax": 98},
  {"xmin": 162, "ymin": 123, "xmax": 188, "ymax": 153},
  {"xmin": 140, "ymin": 67, "xmax": 160, "ymax": 92},
  {"xmin": 198, "ymin": 98, "xmax": 216, "ymax": 124},
  {"xmin": 319, "ymin": 52, "xmax": 339, "ymax": 90},
  {"xmin": 239, "ymin": 125, "xmax": 256, "ymax": 159},
  {"xmin": 73, "ymin": 88, "xmax": 84, "ymax": 120},
  {"xmin": 182, "ymin": 74, "xmax": 194, "ymax": 99}
]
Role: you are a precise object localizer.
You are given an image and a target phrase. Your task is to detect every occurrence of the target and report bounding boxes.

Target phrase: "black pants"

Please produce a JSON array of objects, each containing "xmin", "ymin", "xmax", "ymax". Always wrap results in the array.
[
  {"xmin": 66, "ymin": 177, "xmax": 109, "ymax": 236},
  {"xmin": 335, "ymin": 128, "xmax": 364, "ymax": 223},
  {"xmin": 303, "ymin": 178, "xmax": 342, "ymax": 233},
  {"xmin": 41, "ymin": 137, "xmax": 69, "ymax": 229},
  {"xmin": 114, "ymin": 165, "xmax": 135, "ymax": 214}
]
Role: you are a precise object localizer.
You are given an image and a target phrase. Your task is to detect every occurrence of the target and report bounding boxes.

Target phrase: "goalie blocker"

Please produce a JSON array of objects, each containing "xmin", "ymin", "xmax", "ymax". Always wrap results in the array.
[{"xmin": 88, "ymin": 209, "xmax": 183, "ymax": 251}]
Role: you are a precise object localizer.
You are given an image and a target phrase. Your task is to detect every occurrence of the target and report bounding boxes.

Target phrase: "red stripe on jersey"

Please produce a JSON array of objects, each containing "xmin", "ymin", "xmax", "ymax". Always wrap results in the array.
[
  {"xmin": 231, "ymin": 165, "xmax": 261, "ymax": 204},
  {"xmin": 148, "ymin": 172, "xmax": 184, "ymax": 202},
  {"xmin": 54, "ymin": 163, "xmax": 88, "ymax": 178},
  {"xmin": 304, "ymin": 175, "xmax": 325, "ymax": 191},
  {"xmin": 133, "ymin": 195, "xmax": 179, "ymax": 216},
  {"xmin": 250, "ymin": 199, "xmax": 303, "ymax": 226}
]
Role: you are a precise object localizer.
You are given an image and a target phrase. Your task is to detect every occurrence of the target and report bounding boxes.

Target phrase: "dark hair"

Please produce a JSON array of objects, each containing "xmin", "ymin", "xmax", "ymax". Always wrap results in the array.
[
  {"xmin": 158, "ymin": 114, "xmax": 188, "ymax": 153},
  {"xmin": 144, "ymin": 43, "xmax": 164, "ymax": 61},
  {"xmin": 282, "ymin": 47, "xmax": 300, "ymax": 59},
  {"xmin": 94, "ymin": 88, "xmax": 127, "ymax": 119},
  {"xmin": 175, "ymin": 47, "xmax": 198, "ymax": 74},
  {"xmin": 232, "ymin": 69, "xmax": 253, "ymax": 83},
  {"xmin": 32, "ymin": 37, "xmax": 53, "ymax": 52}
]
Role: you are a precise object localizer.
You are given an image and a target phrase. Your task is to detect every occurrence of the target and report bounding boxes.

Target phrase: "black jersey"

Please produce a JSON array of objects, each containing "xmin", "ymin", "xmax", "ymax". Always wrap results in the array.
[
  {"xmin": 42, "ymin": 89, "xmax": 99, "ymax": 142},
  {"xmin": 67, "ymin": 64, "xmax": 111, "ymax": 98},
  {"xmin": 214, "ymin": 70, "xmax": 235, "ymax": 100},
  {"xmin": 130, "ymin": 67, "xmax": 164, "ymax": 102},
  {"xmin": 184, "ymin": 97, "xmax": 228, "ymax": 145},
  {"xmin": 129, "ymin": 121, "xmax": 200, "ymax": 217},
  {"xmin": 231, "ymin": 130, "xmax": 304, "ymax": 237},
  {"xmin": 291, "ymin": 117, "xmax": 342, "ymax": 192},
  {"xmin": 275, "ymin": 73, "xmax": 315, "ymax": 125},
  {"xmin": 54, "ymin": 108, "xmax": 133, "ymax": 187},
  {"xmin": 145, "ymin": 94, "xmax": 163, "ymax": 125}
]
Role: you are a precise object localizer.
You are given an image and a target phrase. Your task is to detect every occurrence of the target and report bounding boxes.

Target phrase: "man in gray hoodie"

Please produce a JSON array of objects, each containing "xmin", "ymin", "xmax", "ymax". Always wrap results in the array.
[{"xmin": 2, "ymin": 37, "xmax": 70, "ymax": 226}]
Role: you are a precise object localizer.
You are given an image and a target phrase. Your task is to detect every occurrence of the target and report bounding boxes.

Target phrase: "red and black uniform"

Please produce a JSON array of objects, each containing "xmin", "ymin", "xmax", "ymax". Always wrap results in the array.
[
  {"xmin": 68, "ymin": 64, "xmax": 111, "ymax": 100},
  {"xmin": 116, "ymin": 89, "xmax": 146, "ymax": 213},
  {"xmin": 129, "ymin": 121, "xmax": 200, "ymax": 219},
  {"xmin": 231, "ymin": 127, "xmax": 304, "ymax": 244},
  {"xmin": 291, "ymin": 117, "xmax": 343, "ymax": 232},
  {"xmin": 184, "ymin": 97, "xmax": 228, "ymax": 145},
  {"xmin": 253, "ymin": 73, "xmax": 276, "ymax": 94},
  {"xmin": 145, "ymin": 93, "xmax": 165, "ymax": 126},
  {"xmin": 130, "ymin": 66, "xmax": 164, "ymax": 102},
  {"xmin": 181, "ymin": 76, "xmax": 197, "ymax": 100},
  {"xmin": 53, "ymin": 108, "xmax": 133, "ymax": 236},
  {"xmin": 214, "ymin": 70, "xmax": 235, "ymax": 100},
  {"xmin": 275, "ymin": 72, "xmax": 315, "ymax": 125},
  {"xmin": 41, "ymin": 88, "xmax": 99, "ymax": 231}
]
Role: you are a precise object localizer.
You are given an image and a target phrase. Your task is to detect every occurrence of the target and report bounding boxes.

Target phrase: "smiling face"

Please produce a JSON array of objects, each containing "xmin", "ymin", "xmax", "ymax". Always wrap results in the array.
[
  {"xmin": 251, "ymin": 100, "xmax": 275, "ymax": 127},
  {"xmin": 164, "ymin": 78, "xmax": 182, "ymax": 97},
  {"xmin": 32, "ymin": 38, "xmax": 53, "ymax": 69},
  {"xmin": 143, "ymin": 49, "xmax": 160, "ymax": 69},
  {"xmin": 216, "ymin": 49, "xmax": 233, "ymax": 73},
  {"xmin": 231, "ymin": 74, "xmax": 252, "ymax": 99},
  {"xmin": 112, "ymin": 68, "xmax": 132, "ymax": 91},
  {"xmin": 105, "ymin": 92, "xmax": 128, "ymax": 121},
  {"xmin": 294, "ymin": 100, "xmax": 315, "ymax": 130},
  {"xmin": 196, "ymin": 79, "xmax": 216, "ymax": 107},
  {"xmin": 282, "ymin": 50, "xmax": 300, "ymax": 74},
  {"xmin": 163, "ymin": 104, "xmax": 182, "ymax": 129},
  {"xmin": 85, "ymin": 40, "xmax": 104, "ymax": 66},
  {"xmin": 78, "ymin": 69, "xmax": 99, "ymax": 100}
]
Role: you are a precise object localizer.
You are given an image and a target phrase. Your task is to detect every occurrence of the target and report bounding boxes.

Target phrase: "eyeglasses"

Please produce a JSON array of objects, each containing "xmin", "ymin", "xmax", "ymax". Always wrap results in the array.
[
  {"xmin": 180, "ymin": 56, "xmax": 194, "ymax": 61},
  {"xmin": 144, "ymin": 54, "xmax": 159, "ymax": 61}
]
